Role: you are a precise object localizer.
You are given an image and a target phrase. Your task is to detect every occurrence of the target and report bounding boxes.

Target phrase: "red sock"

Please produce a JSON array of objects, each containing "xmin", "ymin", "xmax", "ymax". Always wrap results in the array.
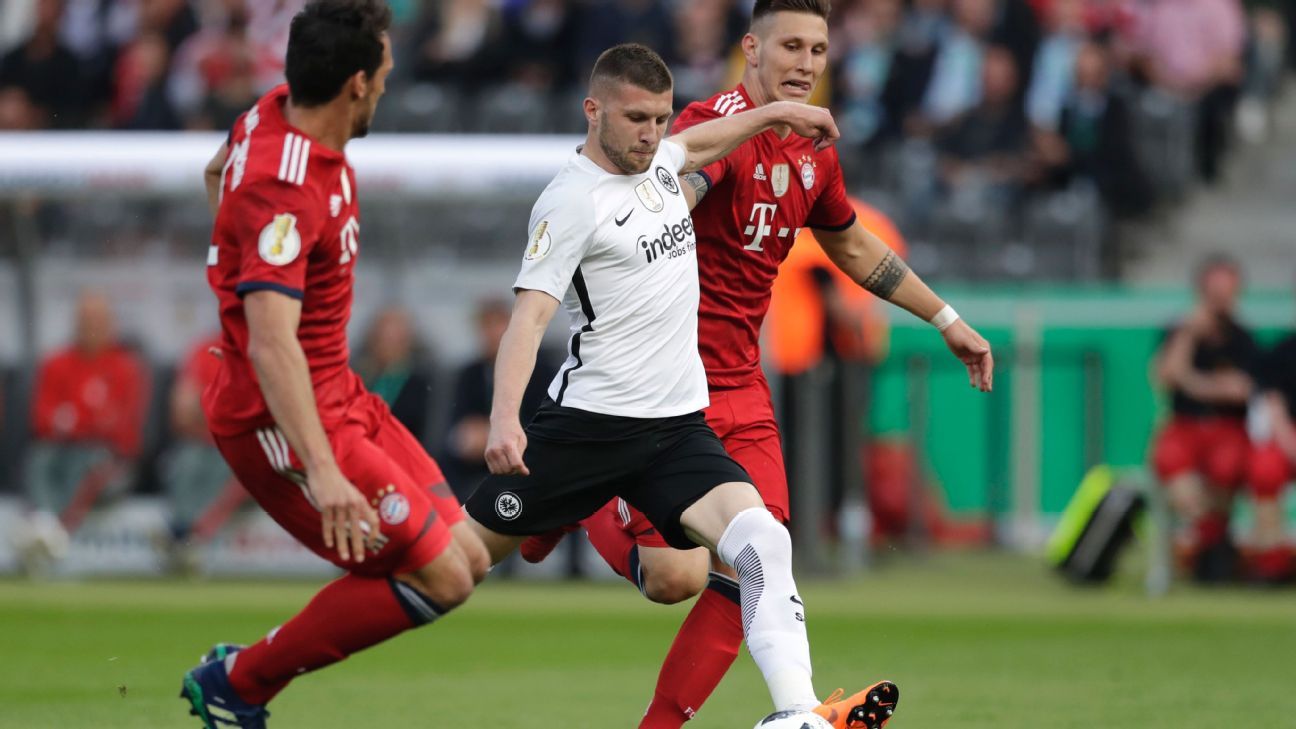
[
  {"xmin": 582, "ymin": 502, "xmax": 640, "ymax": 589},
  {"xmin": 1195, "ymin": 513, "xmax": 1228, "ymax": 547},
  {"xmin": 640, "ymin": 574, "xmax": 744, "ymax": 728},
  {"xmin": 228, "ymin": 574, "xmax": 422, "ymax": 704}
]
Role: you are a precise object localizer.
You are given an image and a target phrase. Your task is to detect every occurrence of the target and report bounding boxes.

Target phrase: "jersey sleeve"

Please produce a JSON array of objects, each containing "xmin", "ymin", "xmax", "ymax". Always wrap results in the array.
[
  {"xmin": 512, "ymin": 185, "xmax": 597, "ymax": 302},
  {"xmin": 660, "ymin": 139, "xmax": 688, "ymax": 173},
  {"xmin": 805, "ymin": 148, "xmax": 857, "ymax": 232},
  {"xmin": 228, "ymin": 180, "xmax": 323, "ymax": 300},
  {"xmin": 670, "ymin": 101, "xmax": 731, "ymax": 188}
]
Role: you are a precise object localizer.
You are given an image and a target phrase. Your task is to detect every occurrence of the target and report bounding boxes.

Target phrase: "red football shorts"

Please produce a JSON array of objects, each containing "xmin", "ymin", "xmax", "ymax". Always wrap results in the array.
[
  {"xmin": 1249, "ymin": 441, "xmax": 1294, "ymax": 500},
  {"xmin": 213, "ymin": 393, "xmax": 463, "ymax": 575},
  {"xmin": 618, "ymin": 378, "xmax": 789, "ymax": 549},
  {"xmin": 1151, "ymin": 415, "xmax": 1251, "ymax": 490}
]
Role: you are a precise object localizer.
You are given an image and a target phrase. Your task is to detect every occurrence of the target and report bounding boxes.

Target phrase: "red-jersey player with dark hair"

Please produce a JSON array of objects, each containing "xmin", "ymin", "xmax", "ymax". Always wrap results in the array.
[
  {"xmin": 179, "ymin": 2, "xmax": 488, "ymax": 727},
  {"xmin": 521, "ymin": 1, "xmax": 994, "ymax": 727}
]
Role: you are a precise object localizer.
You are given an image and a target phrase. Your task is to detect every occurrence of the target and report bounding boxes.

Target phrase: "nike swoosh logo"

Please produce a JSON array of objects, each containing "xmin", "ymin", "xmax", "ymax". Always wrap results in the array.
[
  {"xmin": 615, "ymin": 209, "xmax": 634, "ymax": 226},
  {"xmin": 790, "ymin": 595, "xmax": 804, "ymax": 606}
]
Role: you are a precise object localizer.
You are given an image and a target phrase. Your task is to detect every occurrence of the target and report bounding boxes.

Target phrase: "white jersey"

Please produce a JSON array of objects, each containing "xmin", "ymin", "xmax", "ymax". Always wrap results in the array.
[{"xmin": 514, "ymin": 139, "xmax": 708, "ymax": 418}]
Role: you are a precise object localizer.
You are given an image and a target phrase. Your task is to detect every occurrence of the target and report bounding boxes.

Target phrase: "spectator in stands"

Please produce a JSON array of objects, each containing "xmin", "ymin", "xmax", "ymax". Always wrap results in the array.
[
  {"xmin": 441, "ymin": 298, "xmax": 555, "ymax": 499},
  {"xmin": 118, "ymin": 30, "xmax": 179, "ymax": 129},
  {"xmin": 1236, "ymin": 4, "xmax": 1289, "ymax": 143},
  {"xmin": 670, "ymin": 0, "xmax": 733, "ymax": 106},
  {"xmin": 354, "ymin": 306, "xmax": 435, "ymax": 443},
  {"xmin": 835, "ymin": 0, "xmax": 904, "ymax": 148},
  {"xmin": 1133, "ymin": 0, "xmax": 1246, "ymax": 183},
  {"xmin": 936, "ymin": 46, "xmax": 1031, "ymax": 205},
  {"xmin": 574, "ymin": 0, "xmax": 678, "ymax": 78},
  {"xmin": 1245, "ymin": 280, "xmax": 1296, "ymax": 584},
  {"xmin": 408, "ymin": 0, "xmax": 506, "ymax": 88},
  {"xmin": 878, "ymin": 0, "xmax": 948, "ymax": 140},
  {"xmin": 108, "ymin": 0, "xmax": 198, "ymax": 126},
  {"xmin": 167, "ymin": 0, "xmax": 278, "ymax": 129},
  {"xmin": 918, "ymin": 0, "xmax": 997, "ymax": 131},
  {"xmin": 1025, "ymin": 0, "xmax": 1086, "ymax": 131},
  {"xmin": 498, "ymin": 0, "xmax": 579, "ymax": 92},
  {"xmin": 161, "ymin": 332, "xmax": 247, "ymax": 570},
  {"xmin": 1035, "ymin": 39, "xmax": 1153, "ymax": 218},
  {"xmin": 19, "ymin": 291, "xmax": 149, "ymax": 571},
  {"xmin": 0, "ymin": 0, "xmax": 87, "ymax": 128},
  {"xmin": 1151, "ymin": 255, "xmax": 1258, "ymax": 582}
]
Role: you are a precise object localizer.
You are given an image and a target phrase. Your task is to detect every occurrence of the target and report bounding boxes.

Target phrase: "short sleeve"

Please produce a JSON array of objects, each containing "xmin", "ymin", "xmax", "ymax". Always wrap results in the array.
[
  {"xmin": 671, "ymin": 101, "xmax": 732, "ymax": 186},
  {"xmin": 660, "ymin": 139, "xmax": 688, "ymax": 173},
  {"xmin": 806, "ymin": 149, "xmax": 856, "ymax": 232},
  {"xmin": 512, "ymin": 186, "xmax": 597, "ymax": 302},
  {"xmin": 229, "ymin": 180, "xmax": 323, "ymax": 300}
]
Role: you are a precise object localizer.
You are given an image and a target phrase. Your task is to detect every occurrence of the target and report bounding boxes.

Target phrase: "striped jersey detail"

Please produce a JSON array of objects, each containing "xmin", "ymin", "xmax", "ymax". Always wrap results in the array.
[
  {"xmin": 277, "ymin": 133, "xmax": 311, "ymax": 185},
  {"xmin": 713, "ymin": 91, "xmax": 747, "ymax": 117}
]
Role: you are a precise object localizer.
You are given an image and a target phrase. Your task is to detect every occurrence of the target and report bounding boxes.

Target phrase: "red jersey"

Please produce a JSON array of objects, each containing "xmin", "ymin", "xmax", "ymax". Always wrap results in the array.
[
  {"xmin": 204, "ymin": 85, "xmax": 366, "ymax": 436},
  {"xmin": 31, "ymin": 345, "xmax": 149, "ymax": 457},
  {"xmin": 672, "ymin": 85, "xmax": 856, "ymax": 389}
]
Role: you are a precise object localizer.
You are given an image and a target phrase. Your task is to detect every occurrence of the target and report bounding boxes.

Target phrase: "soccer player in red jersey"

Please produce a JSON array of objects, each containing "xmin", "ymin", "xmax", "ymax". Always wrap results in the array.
[
  {"xmin": 179, "ymin": 3, "xmax": 487, "ymax": 727},
  {"xmin": 521, "ymin": 2, "xmax": 994, "ymax": 727}
]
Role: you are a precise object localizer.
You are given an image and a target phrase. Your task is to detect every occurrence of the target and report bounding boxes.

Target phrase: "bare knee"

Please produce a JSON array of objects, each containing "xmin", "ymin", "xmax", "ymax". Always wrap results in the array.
[
  {"xmin": 403, "ymin": 551, "xmax": 476, "ymax": 610},
  {"xmin": 641, "ymin": 550, "xmax": 709, "ymax": 605},
  {"xmin": 452, "ymin": 521, "xmax": 491, "ymax": 584}
]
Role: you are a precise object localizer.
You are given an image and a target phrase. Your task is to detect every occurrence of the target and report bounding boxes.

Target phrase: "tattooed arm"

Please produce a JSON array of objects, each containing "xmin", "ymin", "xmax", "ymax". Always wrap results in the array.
[
  {"xmin": 813, "ymin": 221, "xmax": 994, "ymax": 391},
  {"xmin": 680, "ymin": 172, "xmax": 711, "ymax": 210}
]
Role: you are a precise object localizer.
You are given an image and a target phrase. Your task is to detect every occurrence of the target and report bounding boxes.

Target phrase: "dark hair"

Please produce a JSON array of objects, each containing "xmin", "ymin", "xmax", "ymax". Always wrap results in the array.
[
  {"xmin": 752, "ymin": 0, "xmax": 832, "ymax": 23},
  {"xmin": 285, "ymin": 0, "xmax": 392, "ymax": 107},
  {"xmin": 589, "ymin": 43, "xmax": 673, "ymax": 95},
  {"xmin": 1195, "ymin": 253, "xmax": 1241, "ymax": 286}
]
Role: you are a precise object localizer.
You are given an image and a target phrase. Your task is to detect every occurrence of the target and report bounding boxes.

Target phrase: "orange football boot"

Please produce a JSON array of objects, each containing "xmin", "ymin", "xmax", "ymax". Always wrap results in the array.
[{"xmin": 812, "ymin": 681, "xmax": 899, "ymax": 729}]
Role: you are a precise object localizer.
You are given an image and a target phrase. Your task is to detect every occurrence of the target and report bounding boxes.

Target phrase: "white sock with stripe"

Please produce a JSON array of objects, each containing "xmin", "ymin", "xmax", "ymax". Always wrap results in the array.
[{"xmin": 716, "ymin": 507, "xmax": 818, "ymax": 712}]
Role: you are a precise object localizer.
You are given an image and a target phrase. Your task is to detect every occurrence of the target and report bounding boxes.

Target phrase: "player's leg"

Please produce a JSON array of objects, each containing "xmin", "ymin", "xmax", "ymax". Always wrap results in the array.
[
  {"xmin": 577, "ymin": 497, "xmax": 709, "ymax": 603},
  {"xmin": 640, "ymin": 385, "xmax": 788, "ymax": 728},
  {"xmin": 369, "ymin": 402, "xmax": 491, "ymax": 583},
  {"xmin": 1247, "ymin": 441, "xmax": 1294, "ymax": 581},
  {"xmin": 182, "ymin": 428, "xmax": 471, "ymax": 726}
]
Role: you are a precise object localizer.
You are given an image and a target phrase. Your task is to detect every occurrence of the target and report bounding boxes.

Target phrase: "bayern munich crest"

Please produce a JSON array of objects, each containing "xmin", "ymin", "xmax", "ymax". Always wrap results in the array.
[
  {"xmin": 379, "ymin": 492, "xmax": 410, "ymax": 526},
  {"xmin": 800, "ymin": 159, "xmax": 815, "ymax": 190}
]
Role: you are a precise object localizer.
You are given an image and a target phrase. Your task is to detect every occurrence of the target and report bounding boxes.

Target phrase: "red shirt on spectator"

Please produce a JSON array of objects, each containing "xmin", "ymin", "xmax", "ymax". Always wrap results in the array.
[
  {"xmin": 174, "ymin": 334, "xmax": 224, "ymax": 444},
  {"xmin": 30, "ymin": 345, "xmax": 149, "ymax": 457}
]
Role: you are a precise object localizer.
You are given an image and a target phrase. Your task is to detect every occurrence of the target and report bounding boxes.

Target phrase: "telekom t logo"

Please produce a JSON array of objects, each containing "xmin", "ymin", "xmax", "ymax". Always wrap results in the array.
[{"xmin": 743, "ymin": 203, "xmax": 778, "ymax": 252}]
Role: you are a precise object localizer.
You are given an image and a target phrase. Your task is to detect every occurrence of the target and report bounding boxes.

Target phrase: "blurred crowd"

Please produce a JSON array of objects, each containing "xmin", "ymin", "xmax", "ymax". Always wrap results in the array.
[{"xmin": 1, "ymin": 0, "xmax": 1292, "ymax": 268}]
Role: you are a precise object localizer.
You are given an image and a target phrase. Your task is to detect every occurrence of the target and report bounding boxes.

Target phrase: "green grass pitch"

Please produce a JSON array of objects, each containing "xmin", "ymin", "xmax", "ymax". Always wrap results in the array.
[{"xmin": 1, "ymin": 554, "xmax": 1291, "ymax": 728}]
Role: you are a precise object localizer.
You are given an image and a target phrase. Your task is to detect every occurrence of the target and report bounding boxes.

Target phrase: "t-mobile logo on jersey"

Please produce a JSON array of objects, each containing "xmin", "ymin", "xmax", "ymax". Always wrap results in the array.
[{"xmin": 742, "ymin": 203, "xmax": 801, "ymax": 252}]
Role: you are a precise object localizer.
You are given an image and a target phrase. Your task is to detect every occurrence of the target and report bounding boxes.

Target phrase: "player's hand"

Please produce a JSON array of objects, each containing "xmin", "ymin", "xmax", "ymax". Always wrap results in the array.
[
  {"xmin": 770, "ymin": 101, "xmax": 840, "ymax": 151},
  {"xmin": 942, "ymin": 319, "xmax": 993, "ymax": 392},
  {"xmin": 485, "ymin": 418, "xmax": 530, "ymax": 476},
  {"xmin": 306, "ymin": 463, "xmax": 380, "ymax": 564}
]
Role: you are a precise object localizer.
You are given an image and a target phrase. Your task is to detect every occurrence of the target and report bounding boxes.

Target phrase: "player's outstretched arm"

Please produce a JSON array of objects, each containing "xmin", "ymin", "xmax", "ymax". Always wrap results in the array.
[
  {"xmin": 670, "ymin": 100, "xmax": 840, "ymax": 174},
  {"xmin": 814, "ymin": 223, "xmax": 994, "ymax": 392},
  {"xmin": 244, "ymin": 291, "xmax": 379, "ymax": 562},
  {"xmin": 204, "ymin": 142, "xmax": 230, "ymax": 217},
  {"xmin": 485, "ymin": 289, "xmax": 561, "ymax": 476}
]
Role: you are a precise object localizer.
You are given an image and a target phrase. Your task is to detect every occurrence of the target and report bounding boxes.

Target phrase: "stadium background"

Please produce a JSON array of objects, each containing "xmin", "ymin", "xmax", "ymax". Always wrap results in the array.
[{"xmin": 0, "ymin": 0, "xmax": 1294, "ymax": 726}]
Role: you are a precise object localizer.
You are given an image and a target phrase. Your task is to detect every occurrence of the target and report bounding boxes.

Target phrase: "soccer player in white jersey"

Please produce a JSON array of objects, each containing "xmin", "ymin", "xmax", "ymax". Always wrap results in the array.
[{"xmin": 463, "ymin": 43, "xmax": 896, "ymax": 728}]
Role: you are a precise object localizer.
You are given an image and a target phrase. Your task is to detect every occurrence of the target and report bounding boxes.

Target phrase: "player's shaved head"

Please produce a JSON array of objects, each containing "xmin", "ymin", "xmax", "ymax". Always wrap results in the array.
[
  {"xmin": 589, "ymin": 43, "xmax": 673, "ymax": 100},
  {"xmin": 751, "ymin": 0, "xmax": 831, "ymax": 35}
]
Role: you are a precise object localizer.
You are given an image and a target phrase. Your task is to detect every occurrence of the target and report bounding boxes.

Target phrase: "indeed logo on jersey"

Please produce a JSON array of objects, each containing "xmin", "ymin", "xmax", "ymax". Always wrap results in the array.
[{"xmin": 638, "ymin": 215, "xmax": 696, "ymax": 264}]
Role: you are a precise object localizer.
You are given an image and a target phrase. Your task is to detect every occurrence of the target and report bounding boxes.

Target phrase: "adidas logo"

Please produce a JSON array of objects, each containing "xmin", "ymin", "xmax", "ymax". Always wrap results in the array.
[{"xmin": 753, "ymin": 163, "xmax": 768, "ymax": 181}]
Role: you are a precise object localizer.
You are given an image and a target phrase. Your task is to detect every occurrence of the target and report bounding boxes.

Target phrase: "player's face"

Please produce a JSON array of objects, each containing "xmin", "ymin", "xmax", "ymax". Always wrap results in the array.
[
  {"xmin": 595, "ymin": 82, "xmax": 673, "ymax": 175},
  {"xmin": 353, "ymin": 34, "xmax": 393, "ymax": 139},
  {"xmin": 1199, "ymin": 266, "xmax": 1241, "ymax": 315},
  {"xmin": 747, "ymin": 12, "xmax": 829, "ymax": 103}
]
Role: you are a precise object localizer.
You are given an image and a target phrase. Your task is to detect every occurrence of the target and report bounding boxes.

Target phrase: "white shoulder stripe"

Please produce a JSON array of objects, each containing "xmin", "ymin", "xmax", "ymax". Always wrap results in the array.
[
  {"xmin": 277, "ymin": 134, "xmax": 294, "ymax": 181},
  {"xmin": 295, "ymin": 139, "xmax": 311, "ymax": 185}
]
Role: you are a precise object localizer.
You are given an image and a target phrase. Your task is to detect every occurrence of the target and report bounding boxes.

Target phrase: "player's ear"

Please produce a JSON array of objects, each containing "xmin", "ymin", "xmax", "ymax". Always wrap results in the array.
[
  {"xmin": 583, "ymin": 96, "xmax": 599, "ymax": 126},
  {"xmin": 350, "ymin": 70, "xmax": 369, "ymax": 101},
  {"xmin": 742, "ymin": 33, "xmax": 760, "ymax": 67}
]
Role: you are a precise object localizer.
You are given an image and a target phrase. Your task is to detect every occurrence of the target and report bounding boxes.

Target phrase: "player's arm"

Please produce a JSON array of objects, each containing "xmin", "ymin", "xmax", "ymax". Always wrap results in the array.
[
  {"xmin": 485, "ymin": 290, "xmax": 561, "ymax": 476},
  {"xmin": 670, "ymin": 100, "xmax": 840, "ymax": 174},
  {"xmin": 1154, "ymin": 316, "xmax": 1251, "ymax": 403},
  {"xmin": 204, "ymin": 142, "xmax": 229, "ymax": 217},
  {"xmin": 814, "ymin": 222, "xmax": 994, "ymax": 392},
  {"xmin": 680, "ymin": 172, "xmax": 711, "ymax": 210},
  {"xmin": 244, "ymin": 290, "xmax": 378, "ymax": 562}
]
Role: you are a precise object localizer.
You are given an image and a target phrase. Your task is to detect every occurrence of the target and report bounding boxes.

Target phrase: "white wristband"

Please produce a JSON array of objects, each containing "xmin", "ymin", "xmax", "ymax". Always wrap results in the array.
[{"xmin": 930, "ymin": 305, "xmax": 959, "ymax": 332}]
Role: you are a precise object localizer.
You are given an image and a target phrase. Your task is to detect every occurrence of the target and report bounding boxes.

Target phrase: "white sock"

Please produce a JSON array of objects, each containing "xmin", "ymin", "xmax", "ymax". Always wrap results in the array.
[{"xmin": 717, "ymin": 507, "xmax": 818, "ymax": 711}]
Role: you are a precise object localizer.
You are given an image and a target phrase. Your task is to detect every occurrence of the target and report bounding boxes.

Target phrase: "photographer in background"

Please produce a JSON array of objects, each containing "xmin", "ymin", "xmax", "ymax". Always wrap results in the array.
[{"xmin": 1151, "ymin": 255, "xmax": 1258, "ymax": 582}]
